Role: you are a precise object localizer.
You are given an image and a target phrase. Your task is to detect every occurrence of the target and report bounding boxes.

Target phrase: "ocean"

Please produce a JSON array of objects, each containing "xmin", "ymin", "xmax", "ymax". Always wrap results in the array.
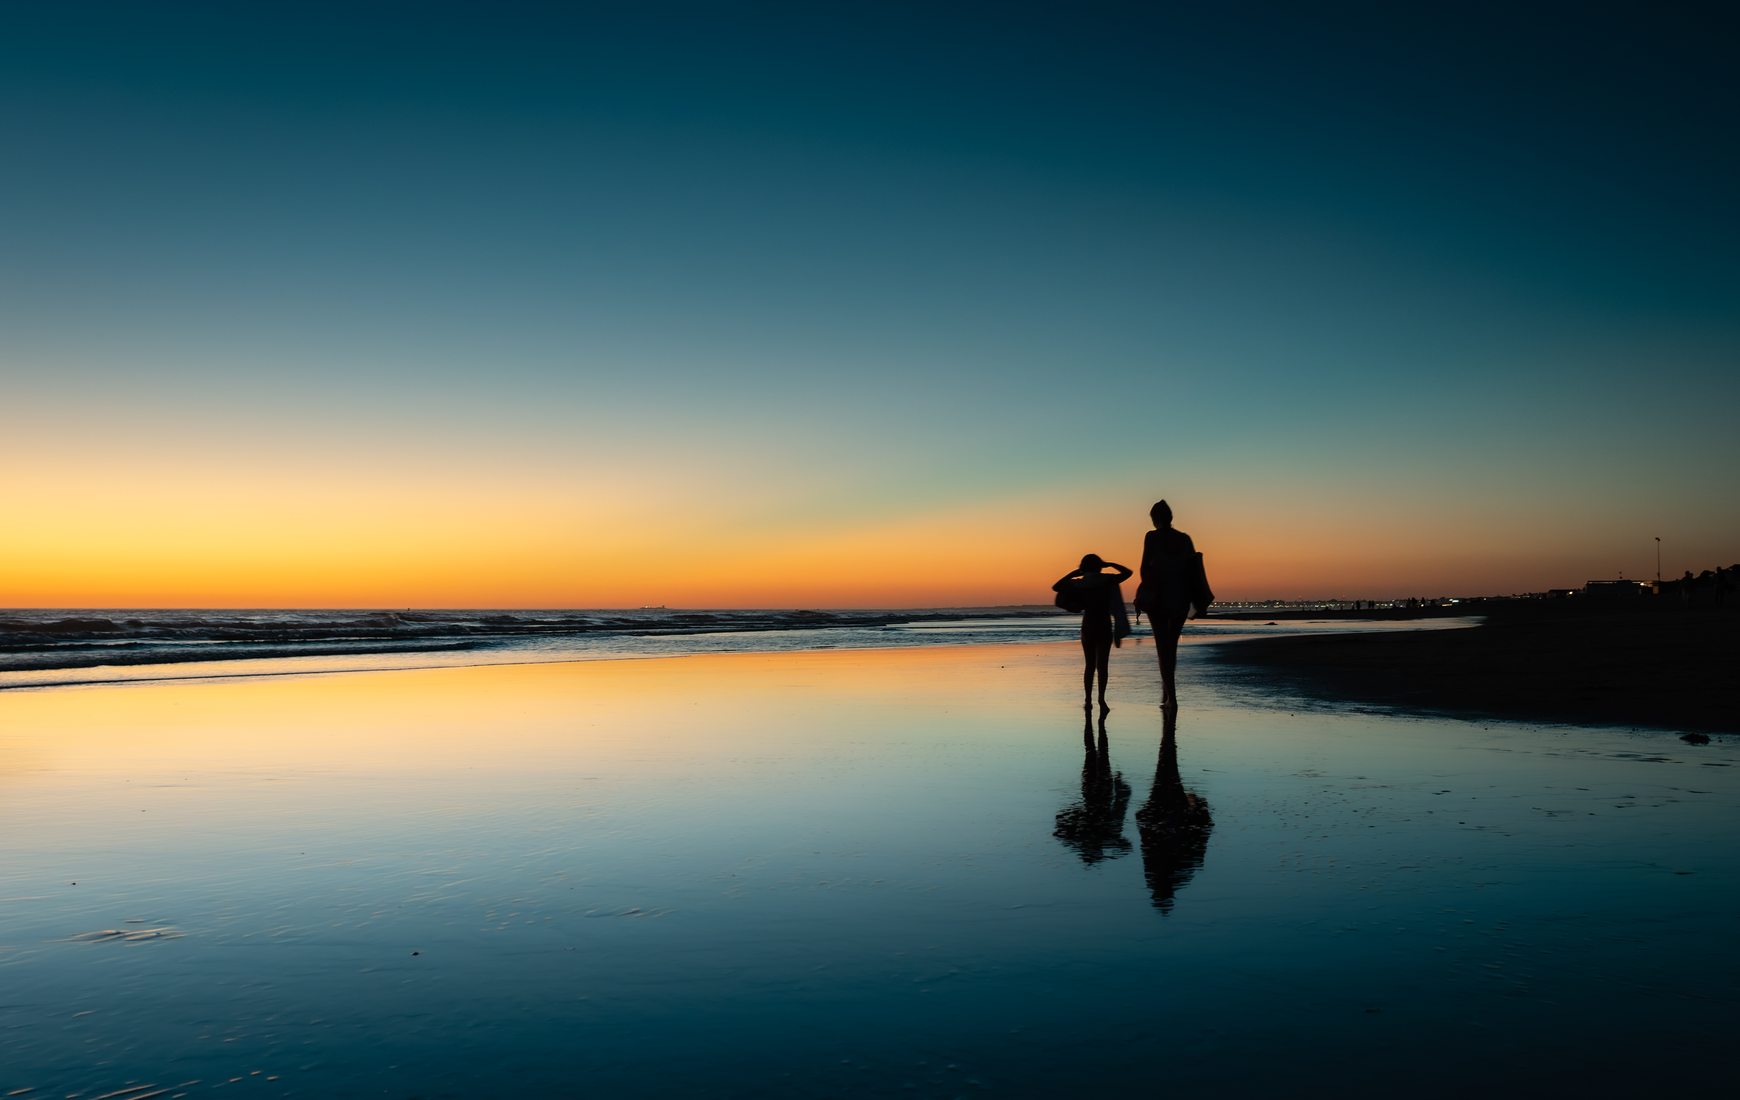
[{"xmin": 0, "ymin": 607, "xmax": 1476, "ymax": 691}]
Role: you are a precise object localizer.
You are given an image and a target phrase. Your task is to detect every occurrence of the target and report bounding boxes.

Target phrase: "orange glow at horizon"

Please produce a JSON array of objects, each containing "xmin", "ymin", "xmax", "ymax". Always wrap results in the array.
[{"xmin": 9, "ymin": 442, "xmax": 1725, "ymax": 607}]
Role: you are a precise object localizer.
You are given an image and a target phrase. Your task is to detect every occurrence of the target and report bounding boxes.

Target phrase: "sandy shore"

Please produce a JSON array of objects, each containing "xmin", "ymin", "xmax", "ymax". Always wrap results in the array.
[{"xmin": 1210, "ymin": 602, "xmax": 1739, "ymax": 733}]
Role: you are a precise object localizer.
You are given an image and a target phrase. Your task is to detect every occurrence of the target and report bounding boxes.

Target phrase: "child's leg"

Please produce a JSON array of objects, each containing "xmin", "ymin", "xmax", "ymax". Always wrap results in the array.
[{"xmin": 1094, "ymin": 638, "xmax": 1113, "ymax": 709}]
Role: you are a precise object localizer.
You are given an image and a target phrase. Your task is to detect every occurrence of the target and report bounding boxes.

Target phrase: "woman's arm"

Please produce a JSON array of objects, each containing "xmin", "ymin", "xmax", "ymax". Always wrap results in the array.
[
  {"xmin": 1051, "ymin": 571, "xmax": 1084, "ymax": 592},
  {"xmin": 1103, "ymin": 563, "xmax": 1134, "ymax": 582}
]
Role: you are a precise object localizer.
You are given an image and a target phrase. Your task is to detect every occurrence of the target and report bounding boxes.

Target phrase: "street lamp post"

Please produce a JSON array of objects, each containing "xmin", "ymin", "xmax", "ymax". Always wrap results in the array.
[{"xmin": 1655, "ymin": 537, "xmax": 1662, "ymax": 586}]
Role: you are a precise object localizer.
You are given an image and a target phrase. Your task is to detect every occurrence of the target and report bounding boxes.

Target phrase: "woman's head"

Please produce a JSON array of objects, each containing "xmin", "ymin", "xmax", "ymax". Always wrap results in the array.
[
  {"xmin": 1150, "ymin": 499, "xmax": 1173, "ymax": 528},
  {"xmin": 1079, "ymin": 553, "xmax": 1105, "ymax": 572}
]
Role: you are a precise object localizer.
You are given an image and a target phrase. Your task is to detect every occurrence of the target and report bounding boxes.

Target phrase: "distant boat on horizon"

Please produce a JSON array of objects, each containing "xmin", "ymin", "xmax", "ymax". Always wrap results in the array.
[{"xmin": 640, "ymin": 605, "xmax": 667, "ymax": 610}]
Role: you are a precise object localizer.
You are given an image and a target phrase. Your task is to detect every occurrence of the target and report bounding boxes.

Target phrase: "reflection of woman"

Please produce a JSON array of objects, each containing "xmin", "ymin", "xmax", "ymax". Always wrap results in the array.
[
  {"xmin": 1134, "ymin": 499, "xmax": 1199, "ymax": 708},
  {"xmin": 1136, "ymin": 708, "xmax": 1213, "ymax": 914},
  {"xmin": 1052, "ymin": 554, "xmax": 1133, "ymax": 712},
  {"xmin": 1053, "ymin": 713, "xmax": 1132, "ymax": 864}
]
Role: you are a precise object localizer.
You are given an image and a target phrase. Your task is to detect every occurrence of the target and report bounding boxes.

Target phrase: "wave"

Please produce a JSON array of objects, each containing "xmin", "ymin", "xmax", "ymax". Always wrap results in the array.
[
  {"xmin": 0, "ymin": 609, "xmax": 1478, "ymax": 691},
  {"xmin": 0, "ymin": 607, "xmax": 1061, "ymax": 676}
]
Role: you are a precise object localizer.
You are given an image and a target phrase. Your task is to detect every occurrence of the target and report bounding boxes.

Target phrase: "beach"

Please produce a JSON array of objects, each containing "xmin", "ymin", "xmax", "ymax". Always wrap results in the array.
[
  {"xmin": 2, "ymin": 640, "xmax": 1734, "ymax": 1095},
  {"xmin": 1213, "ymin": 603, "xmax": 1740, "ymax": 734},
  {"xmin": 10, "ymin": 2, "xmax": 1737, "ymax": 1094}
]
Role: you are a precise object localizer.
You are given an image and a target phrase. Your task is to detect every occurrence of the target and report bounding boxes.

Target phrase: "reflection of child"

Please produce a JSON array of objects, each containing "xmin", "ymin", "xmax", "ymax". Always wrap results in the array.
[{"xmin": 1052, "ymin": 554, "xmax": 1133, "ymax": 711}]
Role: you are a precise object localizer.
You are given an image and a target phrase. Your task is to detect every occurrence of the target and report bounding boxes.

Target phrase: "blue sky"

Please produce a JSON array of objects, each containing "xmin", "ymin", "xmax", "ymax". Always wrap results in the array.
[{"xmin": 4, "ymin": 1, "xmax": 1736, "ymax": 604}]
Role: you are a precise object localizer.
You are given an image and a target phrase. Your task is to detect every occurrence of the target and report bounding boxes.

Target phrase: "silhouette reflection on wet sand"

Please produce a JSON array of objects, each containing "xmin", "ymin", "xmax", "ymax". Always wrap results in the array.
[
  {"xmin": 1053, "ymin": 713, "xmax": 1132, "ymax": 864},
  {"xmin": 1136, "ymin": 708, "xmax": 1213, "ymax": 914}
]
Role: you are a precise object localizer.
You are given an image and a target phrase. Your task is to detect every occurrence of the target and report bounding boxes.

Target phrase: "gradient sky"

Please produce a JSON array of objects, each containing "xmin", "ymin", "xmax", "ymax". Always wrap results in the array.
[{"xmin": 5, "ymin": 1, "xmax": 1737, "ymax": 607}]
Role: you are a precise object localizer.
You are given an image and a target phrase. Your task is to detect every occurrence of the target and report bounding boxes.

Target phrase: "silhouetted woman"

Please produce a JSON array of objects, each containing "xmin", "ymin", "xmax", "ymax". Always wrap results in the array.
[
  {"xmin": 1053, "ymin": 553, "xmax": 1132, "ymax": 711},
  {"xmin": 1134, "ymin": 499, "xmax": 1199, "ymax": 708}
]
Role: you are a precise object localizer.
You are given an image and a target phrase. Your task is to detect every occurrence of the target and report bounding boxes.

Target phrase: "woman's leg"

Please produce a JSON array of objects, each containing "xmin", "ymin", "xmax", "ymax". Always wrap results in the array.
[{"xmin": 1156, "ymin": 611, "xmax": 1187, "ymax": 706}]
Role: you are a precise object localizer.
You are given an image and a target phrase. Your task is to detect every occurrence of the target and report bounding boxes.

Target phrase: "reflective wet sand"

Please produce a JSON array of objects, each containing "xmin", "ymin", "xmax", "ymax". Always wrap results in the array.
[{"xmin": 2, "ymin": 644, "xmax": 1734, "ymax": 1094}]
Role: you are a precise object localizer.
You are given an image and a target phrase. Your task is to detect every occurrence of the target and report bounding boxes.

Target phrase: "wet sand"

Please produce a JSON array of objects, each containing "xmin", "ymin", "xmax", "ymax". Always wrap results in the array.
[
  {"xmin": 1211, "ymin": 603, "xmax": 1740, "ymax": 734},
  {"xmin": 1, "ymin": 643, "xmax": 1735, "ymax": 1094}
]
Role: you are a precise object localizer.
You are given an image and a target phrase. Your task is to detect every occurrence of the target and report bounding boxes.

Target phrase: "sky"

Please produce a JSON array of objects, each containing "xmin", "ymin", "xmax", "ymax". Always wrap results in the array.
[{"xmin": 4, "ymin": 1, "xmax": 1737, "ymax": 607}]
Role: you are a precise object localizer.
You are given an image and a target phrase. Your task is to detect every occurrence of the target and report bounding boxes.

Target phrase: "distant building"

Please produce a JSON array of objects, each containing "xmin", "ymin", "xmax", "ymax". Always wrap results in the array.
[{"xmin": 1583, "ymin": 579, "xmax": 1650, "ymax": 600}]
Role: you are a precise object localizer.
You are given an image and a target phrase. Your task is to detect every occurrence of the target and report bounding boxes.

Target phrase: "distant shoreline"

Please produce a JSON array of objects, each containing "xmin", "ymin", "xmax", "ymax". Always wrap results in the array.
[
  {"xmin": 1, "ymin": 606, "xmax": 1459, "ymax": 691},
  {"xmin": 1209, "ymin": 602, "xmax": 1738, "ymax": 734},
  {"xmin": 0, "ymin": 607, "xmax": 1059, "ymax": 677},
  {"xmin": 1208, "ymin": 607, "xmax": 1460, "ymax": 622}
]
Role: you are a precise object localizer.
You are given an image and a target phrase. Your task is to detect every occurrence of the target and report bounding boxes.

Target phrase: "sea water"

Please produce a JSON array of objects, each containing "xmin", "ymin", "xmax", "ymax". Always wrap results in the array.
[
  {"xmin": 0, "ymin": 641, "xmax": 1731, "ymax": 1095},
  {"xmin": 0, "ymin": 607, "xmax": 1472, "ymax": 690}
]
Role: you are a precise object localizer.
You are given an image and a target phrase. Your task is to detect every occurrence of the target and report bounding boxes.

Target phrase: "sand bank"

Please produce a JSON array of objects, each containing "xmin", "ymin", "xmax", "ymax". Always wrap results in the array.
[{"xmin": 1210, "ymin": 603, "xmax": 1739, "ymax": 734}]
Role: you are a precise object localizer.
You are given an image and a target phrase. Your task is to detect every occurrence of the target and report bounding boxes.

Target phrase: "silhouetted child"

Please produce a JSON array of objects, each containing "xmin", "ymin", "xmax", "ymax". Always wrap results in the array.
[{"xmin": 1053, "ymin": 553, "xmax": 1133, "ymax": 711}]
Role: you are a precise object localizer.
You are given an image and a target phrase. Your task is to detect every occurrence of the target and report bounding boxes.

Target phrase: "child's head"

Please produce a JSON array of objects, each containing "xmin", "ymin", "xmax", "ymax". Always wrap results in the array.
[{"xmin": 1079, "ymin": 553, "xmax": 1105, "ymax": 572}]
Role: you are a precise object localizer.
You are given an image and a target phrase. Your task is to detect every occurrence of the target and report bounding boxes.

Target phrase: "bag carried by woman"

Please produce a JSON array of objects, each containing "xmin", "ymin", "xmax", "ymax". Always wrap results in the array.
[{"xmin": 1189, "ymin": 551, "xmax": 1214, "ymax": 619}]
